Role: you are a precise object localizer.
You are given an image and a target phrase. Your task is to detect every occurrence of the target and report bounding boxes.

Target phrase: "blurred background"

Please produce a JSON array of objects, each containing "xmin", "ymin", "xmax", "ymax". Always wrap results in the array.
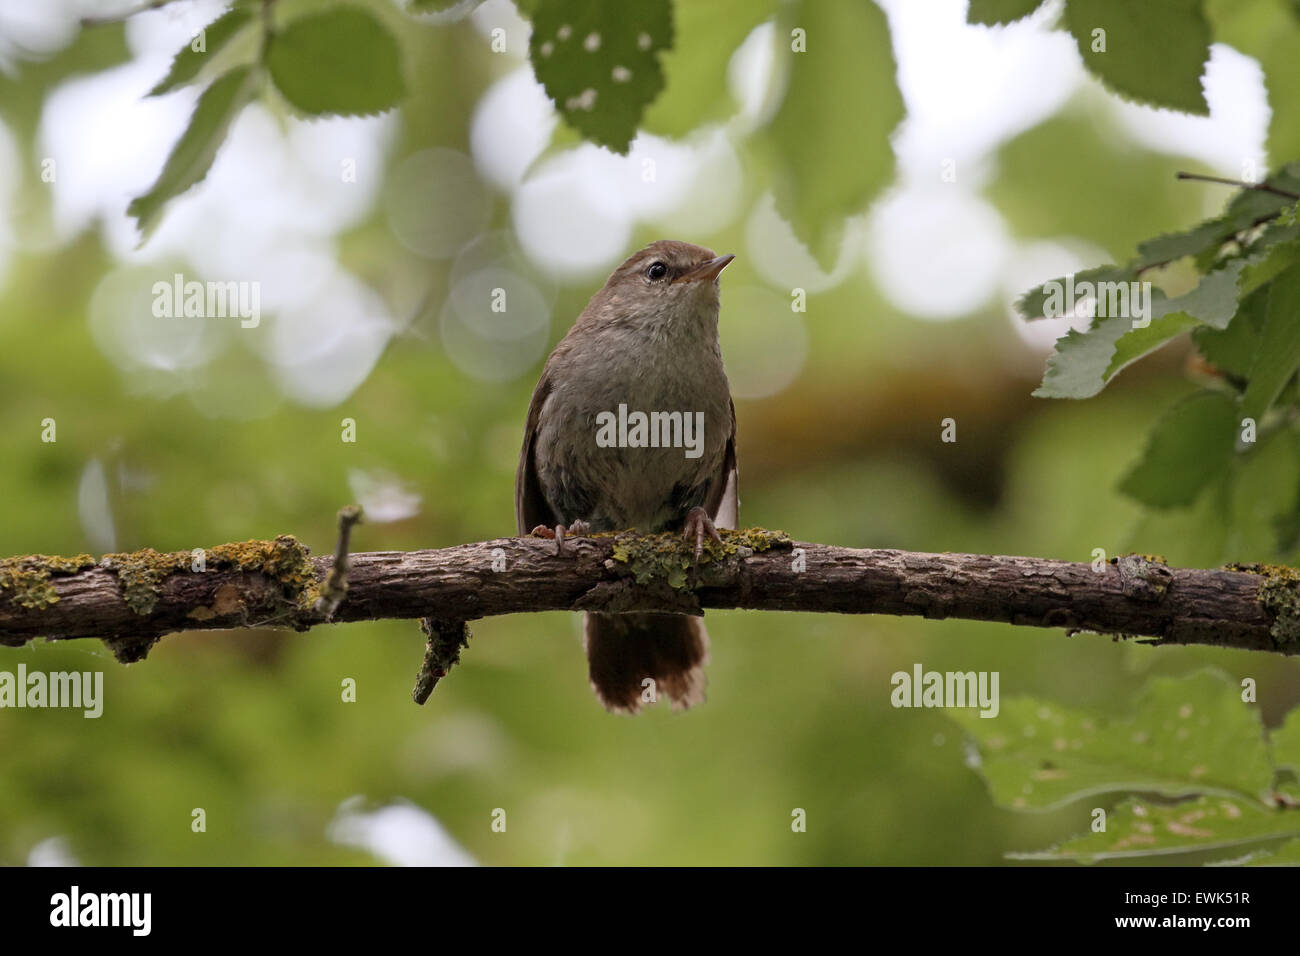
[{"xmin": 1, "ymin": 0, "xmax": 1297, "ymax": 865}]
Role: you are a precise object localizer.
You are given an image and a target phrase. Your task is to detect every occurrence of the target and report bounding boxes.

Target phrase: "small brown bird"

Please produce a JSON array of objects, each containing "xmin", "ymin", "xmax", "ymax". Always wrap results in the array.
[{"xmin": 515, "ymin": 239, "xmax": 739, "ymax": 713}]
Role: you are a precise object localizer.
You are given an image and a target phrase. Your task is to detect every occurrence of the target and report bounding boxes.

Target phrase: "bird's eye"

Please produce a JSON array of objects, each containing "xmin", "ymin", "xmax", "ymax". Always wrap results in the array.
[{"xmin": 646, "ymin": 261, "xmax": 668, "ymax": 281}]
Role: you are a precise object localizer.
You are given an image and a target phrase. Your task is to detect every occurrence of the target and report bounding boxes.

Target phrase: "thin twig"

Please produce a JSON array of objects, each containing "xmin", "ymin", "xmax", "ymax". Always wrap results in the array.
[
  {"xmin": 314, "ymin": 505, "xmax": 363, "ymax": 618},
  {"xmin": 1176, "ymin": 171, "xmax": 1300, "ymax": 201}
]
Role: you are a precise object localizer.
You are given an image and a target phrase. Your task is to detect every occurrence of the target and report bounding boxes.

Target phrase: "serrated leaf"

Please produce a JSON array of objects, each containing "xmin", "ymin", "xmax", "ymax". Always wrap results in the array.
[
  {"xmin": 1102, "ymin": 311, "xmax": 1201, "ymax": 380},
  {"xmin": 967, "ymin": 0, "xmax": 1046, "ymax": 25},
  {"xmin": 1135, "ymin": 218, "xmax": 1237, "ymax": 269},
  {"xmin": 1034, "ymin": 315, "xmax": 1131, "ymax": 399},
  {"xmin": 128, "ymin": 65, "xmax": 255, "ymax": 239},
  {"xmin": 1157, "ymin": 258, "xmax": 1247, "ymax": 328},
  {"xmin": 755, "ymin": 0, "xmax": 903, "ymax": 269},
  {"xmin": 1221, "ymin": 164, "xmax": 1300, "ymax": 228},
  {"xmin": 1239, "ymin": 227, "xmax": 1300, "ymax": 298},
  {"xmin": 1242, "ymin": 264, "xmax": 1300, "ymax": 422},
  {"xmin": 1063, "ymin": 0, "xmax": 1210, "ymax": 115},
  {"xmin": 528, "ymin": 0, "xmax": 673, "ymax": 154},
  {"xmin": 1016, "ymin": 264, "xmax": 1133, "ymax": 320},
  {"xmin": 149, "ymin": 5, "xmax": 255, "ymax": 97},
  {"xmin": 1119, "ymin": 389, "xmax": 1239, "ymax": 508},
  {"xmin": 1018, "ymin": 795, "xmax": 1300, "ymax": 862},
  {"xmin": 1192, "ymin": 284, "xmax": 1268, "ymax": 379},
  {"xmin": 641, "ymin": 0, "xmax": 777, "ymax": 138},
  {"xmin": 267, "ymin": 6, "xmax": 405, "ymax": 117},
  {"xmin": 952, "ymin": 671, "xmax": 1273, "ymax": 810}
]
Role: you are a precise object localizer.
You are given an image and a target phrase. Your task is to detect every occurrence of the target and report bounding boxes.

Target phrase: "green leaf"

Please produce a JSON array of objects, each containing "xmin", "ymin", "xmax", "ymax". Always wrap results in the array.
[
  {"xmin": 1156, "ymin": 258, "xmax": 1247, "ymax": 329},
  {"xmin": 1017, "ymin": 795, "xmax": 1300, "ymax": 862},
  {"xmin": 1241, "ymin": 838, "xmax": 1300, "ymax": 864},
  {"xmin": 149, "ymin": 5, "xmax": 256, "ymax": 97},
  {"xmin": 528, "ymin": 0, "xmax": 673, "ymax": 154},
  {"xmin": 1016, "ymin": 264, "xmax": 1133, "ymax": 320},
  {"xmin": 952, "ymin": 671, "xmax": 1273, "ymax": 810},
  {"xmin": 755, "ymin": 0, "xmax": 903, "ymax": 268},
  {"xmin": 409, "ymin": 0, "xmax": 484, "ymax": 11},
  {"xmin": 267, "ymin": 6, "xmax": 406, "ymax": 117},
  {"xmin": 128, "ymin": 65, "xmax": 256, "ymax": 239},
  {"xmin": 641, "ymin": 0, "xmax": 777, "ymax": 138},
  {"xmin": 1103, "ymin": 311, "xmax": 1201, "ymax": 380},
  {"xmin": 1242, "ymin": 264, "xmax": 1300, "ymax": 422},
  {"xmin": 1033, "ymin": 315, "xmax": 1134, "ymax": 399},
  {"xmin": 1119, "ymin": 389, "xmax": 1239, "ymax": 508},
  {"xmin": 1239, "ymin": 228, "xmax": 1300, "ymax": 298},
  {"xmin": 1221, "ymin": 168, "xmax": 1300, "ymax": 229},
  {"xmin": 1134, "ymin": 219, "xmax": 1238, "ymax": 269},
  {"xmin": 1208, "ymin": 0, "xmax": 1300, "ymax": 166},
  {"xmin": 1192, "ymin": 285, "xmax": 1268, "ymax": 380},
  {"xmin": 967, "ymin": 0, "xmax": 1045, "ymax": 25},
  {"xmin": 1063, "ymin": 0, "xmax": 1210, "ymax": 115}
]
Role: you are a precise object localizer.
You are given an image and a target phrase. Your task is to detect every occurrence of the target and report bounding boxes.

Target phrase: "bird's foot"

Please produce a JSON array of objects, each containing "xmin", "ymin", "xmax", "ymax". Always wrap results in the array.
[
  {"xmin": 531, "ymin": 520, "xmax": 591, "ymax": 555},
  {"xmin": 682, "ymin": 507, "xmax": 722, "ymax": 561}
]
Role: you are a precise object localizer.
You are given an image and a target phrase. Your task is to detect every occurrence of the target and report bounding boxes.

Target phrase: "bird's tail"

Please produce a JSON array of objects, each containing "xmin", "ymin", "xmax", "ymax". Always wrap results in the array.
[{"xmin": 583, "ymin": 612, "xmax": 709, "ymax": 714}]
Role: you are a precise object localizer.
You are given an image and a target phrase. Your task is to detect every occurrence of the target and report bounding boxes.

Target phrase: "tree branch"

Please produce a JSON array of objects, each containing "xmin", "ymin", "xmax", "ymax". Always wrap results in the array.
[{"xmin": 0, "ymin": 532, "xmax": 1296, "ymax": 667}]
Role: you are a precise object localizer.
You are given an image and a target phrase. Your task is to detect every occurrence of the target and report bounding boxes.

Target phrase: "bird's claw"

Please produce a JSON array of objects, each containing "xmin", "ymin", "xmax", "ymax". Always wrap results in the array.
[
  {"xmin": 682, "ymin": 507, "xmax": 722, "ymax": 562},
  {"xmin": 533, "ymin": 520, "xmax": 591, "ymax": 555}
]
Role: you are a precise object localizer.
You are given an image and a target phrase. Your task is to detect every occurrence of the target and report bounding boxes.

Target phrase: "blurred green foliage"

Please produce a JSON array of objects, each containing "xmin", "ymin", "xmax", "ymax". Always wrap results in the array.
[{"xmin": 0, "ymin": 0, "xmax": 1298, "ymax": 866}]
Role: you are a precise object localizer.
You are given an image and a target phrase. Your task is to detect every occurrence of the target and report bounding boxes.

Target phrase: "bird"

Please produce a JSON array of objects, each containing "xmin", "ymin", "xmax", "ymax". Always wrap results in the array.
[{"xmin": 515, "ymin": 239, "xmax": 739, "ymax": 713}]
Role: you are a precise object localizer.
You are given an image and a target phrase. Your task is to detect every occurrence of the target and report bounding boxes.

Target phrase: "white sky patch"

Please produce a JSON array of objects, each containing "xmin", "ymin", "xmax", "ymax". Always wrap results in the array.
[
  {"xmin": 651, "ymin": 129, "xmax": 745, "ymax": 238},
  {"xmin": 1002, "ymin": 238, "xmax": 1111, "ymax": 352},
  {"xmin": 77, "ymin": 458, "xmax": 117, "ymax": 553},
  {"xmin": 347, "ymin": 468, "xmax": 422, "ymax": 523},
  {"xmin": 512, "ymin": 157, "xmax": 631, "ymax": 279},
  {"xmin": 471, "ymin": 67, "xmax": 559, "ymax": 192},
  {"xmin": 470, "ymin": 0, "xmax": 530, "ymax": 55},
  {"xmin": 0, "ymin": 0, "xmax": 90, "ymax": 76},
  {"xmin": 744, "ymin": 193, "xmax": 865, "ymax": 294},
  {"xmin": 1109, "ymin": 43, "xmax": 1269, "ymax": 178},
  {"xmin": 327, "ymin": 797, "xmax": 477, "ymax": 867},
  {"xmin": 866, "ymin": 185, "xmax": 1011, "ymax": 320},
  {"xmin": 727, "ymin": 22, "xmax": 779, "ymax": 131},
  {"xmin": 267, "ymin": 271, "xmax": 397, "ymax": 407},
  {"xmin": 513, "ymin": 133, "xmax": 699, "ymax": 274},
  {"xmin": 877, "ymin": 0, "xmax": 1081, "ymax": 185},
  {"xmin": 26, "ymin": 835, "xmax": 80, "ymax": 867}
]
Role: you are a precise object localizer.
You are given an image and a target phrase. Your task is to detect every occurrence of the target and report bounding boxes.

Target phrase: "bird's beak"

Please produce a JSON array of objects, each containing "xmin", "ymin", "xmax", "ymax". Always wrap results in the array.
[{"xmin": 676, "ymin": 254, "xmax": 735, "ymax": 283}]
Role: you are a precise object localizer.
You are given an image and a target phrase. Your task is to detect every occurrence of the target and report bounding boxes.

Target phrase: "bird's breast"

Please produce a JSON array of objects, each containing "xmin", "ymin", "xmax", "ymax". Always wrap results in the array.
[{"xmin": 533, "ymin": 349, "xmax": 731, "ymax": 532}]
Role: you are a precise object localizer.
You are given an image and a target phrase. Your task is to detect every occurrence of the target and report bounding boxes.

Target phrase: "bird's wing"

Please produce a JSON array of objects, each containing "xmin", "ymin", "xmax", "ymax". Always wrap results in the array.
[
  {"xmin": 515, "ymin": 371, "xmax": 561, "ymax": 535},
  {"xmin": 704, "ymin": 398, "xmax": 739, "ymax": 530}
]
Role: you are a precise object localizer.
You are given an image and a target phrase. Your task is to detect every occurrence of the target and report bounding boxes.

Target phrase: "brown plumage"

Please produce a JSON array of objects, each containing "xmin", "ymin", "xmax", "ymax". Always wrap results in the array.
[{"xmin": 515, "ymin": 240, "xmax": 738, "ymax": 713}]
